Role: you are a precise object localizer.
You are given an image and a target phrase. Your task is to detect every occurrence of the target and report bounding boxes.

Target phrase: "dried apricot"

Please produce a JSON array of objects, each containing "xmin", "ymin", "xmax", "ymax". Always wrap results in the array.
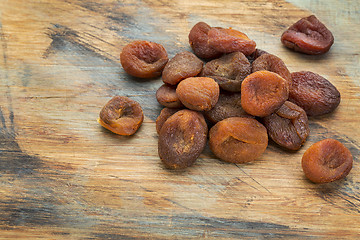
[
  {"xmin": 281, "ymin": 15, "xmax": 334, "ymax": 55},
  {"xmin": 176, "ymin": 77, "xmax": 220, "ymax": 111},
  {"xmin": 208, "ymin": 27, "xmax": 256, "ymax": 56},
  {"xmin": 156, "ymin": 107, "xmax": 182, "ymax": 134},
  {"xmin": 120, "ymin": 40, "xmax": 168, "ymax": 78},
  {"xmin": 241, "ymin": 71, "xmax": 289, "ymax": 117},
  {"xmin": 156, "ymin": 84, "xmax": 184, "ymax": 109},
  {"xmin": 162, "ymin": 51, "xmax": 203, "ymax": 85},
  {"xmin": 289, "ymin": 71, "xmax": 340, "ymax": 116},
  {"xmin": 201, "ymin": 52, "xmax": 251, "ymax": 92},
  {"xmin": 188, "ymin": 22, "xmax": 222, "ymax": 60},
  {"xmin": 209, "ymin": 117, "xmax": 268, "ymax": 163},
  {"xmin": 262, "ymin": 101, "xmax": 309, "ymax": 151},
  {"xmin": 302, "ymin": 139, "xmax": 353, "ymax": 183},
  {"xmin": 246, "ymin": 48, "xmax": 268, "ymax": 64},
  {"xmin": 158, "ymin": 109, "xmax": 208, "ymax": 169},
  {"xmin": 98, "ymin": 96, "xmax": 144, "ymax": 136}
]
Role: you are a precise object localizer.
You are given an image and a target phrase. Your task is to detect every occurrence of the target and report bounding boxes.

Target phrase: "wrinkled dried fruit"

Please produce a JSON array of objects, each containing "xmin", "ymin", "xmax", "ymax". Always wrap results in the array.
[
  {"xmin": 176, "ymin": 77, "xmax": 220, "ymax": 111},
  {"xmin": 209, "ymin": 117, "xmax": 268, "ymax": 163},
  {"xmin": 302, "ymin": 139, "xmax": 353, "ymax": 183},
  {"xmin": 188, "ymin": 22, "xmax": 222, "ymax": 60},
  {"xmin": 208, "ymin": 27, "xmax": 256, "ymax": 56},
  {"xmin": 120, "ymin": 40, "xmax": 168, "ymax": 78},
  {"xmin": 201, "ymin": 52, "xmax": 251, "ymax": 92},
  {"xmin": 246, "ymin": 48, "xmax": 268, "ymax": 64},
  {"xmin": 289, "ymin": 71, "xmax": 340, "ymax": 116},
  {"xmin": 204, "ymin": 91, "xmax": 253, "ymax": 124},
  {"xmin": 162, "ymin": 51, "xmax": 203, "ymax": 85},
  {"xmin": 281, "ymin": 15, "xmax": 334, "ymax": 55},
  {"xmin": 241, "ymin": 71, "xmax": 289, "ymax": 117},
  {"xmin": 262, "ymin": 101, "xmax": 309, "ymax": 151},
  {"xmin": 156, "ymin": 107, "xmax": 182, "ymax": 134},
  {"xmin": 158, "ymin": 109, "xmax": 208, "ymax": 169},
  {"xmin": 156, "ymin": 84, "xmax": 184, "ymax": 108},
  {"xmin": 98, "ymin": 96, "xmax": 144, "ymax": 136},
  {"xmin": 252, "ymin": 53, "xmax": 292, "ymax": 87}
]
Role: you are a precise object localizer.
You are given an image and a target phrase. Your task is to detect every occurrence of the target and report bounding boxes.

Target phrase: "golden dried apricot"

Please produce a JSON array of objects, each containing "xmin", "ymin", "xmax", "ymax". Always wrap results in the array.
[
  {"xmin": 176, "ymin": 77, "xmax": 220, "ymax": 111},
  {"xmin": 209, "ymin": 117, "xmax": 268, "ymax": 163},
  {"xmin": 98, "ymin": 96, "xmax": 144, "ymax": 136},
  {"xmin": 241, "ymin": 71, "xmax": 289, "ymax": 117},
  {"xmin": 120, "ymin": 40, "xmax": 168, "ymax": 78},
  {"xmin": 155, "ymin": 107, "xmax": 182, "ymax": 134},
  {"xmin": 158, "ymin": 109, "xmax": 208, "ymax": 169},
  {"xmin": 156, "ymin": 84, "xmax": 184, "ymax": 109},
  {"xmin": 302, "ymin": 139, "xmax": 353, "ymax": 183}
]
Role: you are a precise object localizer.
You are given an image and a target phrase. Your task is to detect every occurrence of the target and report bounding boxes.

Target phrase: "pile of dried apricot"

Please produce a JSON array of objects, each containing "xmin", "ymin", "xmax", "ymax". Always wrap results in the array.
[{"xmin": 99, "ymin": 16, "xmax": 353, "ymax": 183}]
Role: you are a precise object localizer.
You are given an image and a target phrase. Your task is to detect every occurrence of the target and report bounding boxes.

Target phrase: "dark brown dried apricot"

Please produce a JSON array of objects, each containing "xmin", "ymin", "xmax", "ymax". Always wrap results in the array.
[
  {"xmin": 289, "ymin": 71, "xmax": 340, "ymax": 116},
  {"xmin": 252, "ymin": 53, "xmax": 292, "ymax": 88},
  {"xmin": 241, "ymin": 71, "xmax": 289, "ymax": 117},
  {"xmin": 209, "ymin": 117, "xmax": 268, "ymax": 163},
  {"xmin": 208, "ymin": 27, "xmax": 256, "ymax": 56},
  {"xmin": 246, "ymin": 48, "xmax": 268, "ymax": 64},
  {"xmin": 156, "ymin": 84, "xmax": 184, "ymax": 109},
  {"xmin": 201, "ymin": 52, "xmax": 251, "ymax": 92},
  {"xmin": 120, "ymin": 40, "xmax": 168, "ymax": 78},
  {"xmin": 204, "ymin": 91, "xmax": 253, "ymax": 124},
  {"xmin": 162, "ymin": 51, "xmax": 203, "ymax": 85},
  {"xmin": 158, "ymin": 109, "xmax": 208, "ymax": 169},
  {"xmin": 302, "ymin": 139, "xmax": 353, "ymax": 183},
  {"xmin": 98, "ymin": 96, "xmax": 144, "ymax": 136},
  {"xmin": 156, "ymin": 107, "xmax": 182, "ymax": 134},
  {"xmin": 188, "ymin": 22, "xmax": 222, "ymax": 60},
  {"xmin": 281, "ymin": 15, "xmax": 334, "ymax": 55},
  {"xmin": 262, "ymin": 101, "xmax": 309, "ymax": 151},
  {"xmin": 176, "ymin": 77, "xmax": 220, "ymax": 111}
]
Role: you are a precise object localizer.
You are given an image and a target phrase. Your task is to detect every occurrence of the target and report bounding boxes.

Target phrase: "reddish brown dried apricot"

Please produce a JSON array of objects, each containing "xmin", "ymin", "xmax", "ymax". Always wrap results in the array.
[
  {"xmin": 162, "ymin": 51, "xmax": 203, "ymax": 85},
  {"xmin": 156, "ymin": 107, "xmax": 182, "ymax": 134},
  {"xmin": 281, "ymin": 15, "xmax": 334, "ymax": 55},
  {"xmin": 204, "ymin": 91, "xmax": 253, "ymax": 124},
  {"xmin": 201, "ymin": 52, "xmax": 251, "ymax": 92},
  {"xmin": 262, "ymin": 101, "xmax": 309, "ymax": 151},
  {"xmin": 241, "ymin": 71, "xmax": 289, "ymax": 117},
  {"xmin": 98, "ymin": 96, "xmax": 144, "ymax": 136},
  {"xmin": 209, "ymin": 117, "xmax": 268, "ymax": 163},
  {"xmin": 120, "ymin": 40, "xmax": 168, "ymax": 78},
  {"xmin": 176, "ymin": 77, "xmax": 220, "ymax": 111},
  {"xmin": 208, "ymin": 27, "xmax": 256, "ymax": 56},
  {"xmin": 289, "ymin": 71, "xmax": 340, "ymax": 116},
  {"xmin": 188, "ymin": 22, "xmax": 222, "ymax": 60},
  {"xmin": 156, "ymin": 84, "xmax": 184, "ymax": 109},
  {"xmin": 252, "ymin": 53, "xmax": 292, "ymax": 87},
  {"xmin": 302, "ymin": 139, "xmax": 353, "ymax": 183},
  {"xmin": 158, "ymin": 109, "xmax": 208, "ymax": 169}
]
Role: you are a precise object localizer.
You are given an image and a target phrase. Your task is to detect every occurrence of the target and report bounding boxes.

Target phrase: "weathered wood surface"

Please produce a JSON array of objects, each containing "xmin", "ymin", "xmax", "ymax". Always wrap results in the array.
[{"xmin": 0, "ymin": 0, "xmax": 359, "ymax": 239}]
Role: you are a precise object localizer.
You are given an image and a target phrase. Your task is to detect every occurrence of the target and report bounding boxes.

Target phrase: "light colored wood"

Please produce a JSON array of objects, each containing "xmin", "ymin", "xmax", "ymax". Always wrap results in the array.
[{"xmin": 0, "ymin": 0, "xmax": 359, "ymax": 238}]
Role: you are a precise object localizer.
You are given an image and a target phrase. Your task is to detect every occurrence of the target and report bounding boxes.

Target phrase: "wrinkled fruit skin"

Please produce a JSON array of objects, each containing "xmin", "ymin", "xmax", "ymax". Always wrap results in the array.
[
  {"xmin": 289, "ymin": 71, "xmax": 340, "ymax": 116},
  {"xmin": 156, "ymin": 84, "xmax": 184, "ymax": 109},
  {"xmin": 302, "ymin": 139, "xmax": 353, "ymax": 183},
  {"xmin": 162, "ymin": 51, "xmax": 203, "ymax": 85},
  {"xmin": 98, "ymin": 96, "xmax": 144, "ymax": 136},
  {"xmin": 188, "ymin": 22, "xmax": 222, "ymax": 60},
  {"xmin": 209, "ymin": 117, "xmax": 268, "ymax": 163},
  {"xmin": 156, "ymin": 107, "xmax": 182, "ymax": 134},
  {"xmin": 201, "ymin": 52, "xmax": 251, "ymax": 92},
  {"xmin": 120, "ymin": 40, "xmax": 168, "ymax": 78},
  {"xmin": 262, "ymin": 101, "xmax": 309, "ymax": 151},
  {"xmin": 176, "ymin": 77, "xmax": 220, "ymax": 111},
  {"xmin": 281, "ymin": 15, "xmax": 334, "ymax": 55},
  {"xmin": 241, "ymin": 71, "xmax": 289, "ymax": 117},
  {"xmin": 158, "ymin": 109, "xmax": 208, "ymax": 169}
]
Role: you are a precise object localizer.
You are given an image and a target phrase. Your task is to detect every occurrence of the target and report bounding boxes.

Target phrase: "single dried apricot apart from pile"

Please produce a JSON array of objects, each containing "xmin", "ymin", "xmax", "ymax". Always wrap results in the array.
[
  {"xmin": 302, "ymin": 139, "xmax": 353, "ymax": 183},
  {"xmin": 120, "ymin": 40, "xmax": 168, "ymax": 78},
  {"xmin": 281, "ymin": 15, "xmax": 334, "ymax": 55},
  {"xmin": 98, "ymin": 96, "xmax": 144, "ymax": 136}
]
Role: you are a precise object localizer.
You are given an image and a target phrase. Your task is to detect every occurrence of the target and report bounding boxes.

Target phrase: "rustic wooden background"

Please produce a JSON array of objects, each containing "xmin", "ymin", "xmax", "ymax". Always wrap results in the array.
[{"xmin": 0, "ymin": 0, "xmax": 359, "ymax": 239}]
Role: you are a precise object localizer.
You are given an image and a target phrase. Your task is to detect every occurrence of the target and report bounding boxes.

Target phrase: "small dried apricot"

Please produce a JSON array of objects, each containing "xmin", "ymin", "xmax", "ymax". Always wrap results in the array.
[
  {"xmin": 156, "ymin": 84, "xmax": 184, "ymax": 109},
  {"xmin": 156, "ymin": 107, "xmax": 182, "ymax": 134},
  {"xmin": 98, "ymin": 96, "xmax": 144, "ymax": 136},
  {"xmin": 246, "ymin": 48, "xmax": 268, "ymax": 64},
  {"xmin": 120, "ymin": 40, "xmax": 168, "ymax": 78},
  {"xmin": 302, "ymin": 139, "xmax": 353, "ymax": 183}
]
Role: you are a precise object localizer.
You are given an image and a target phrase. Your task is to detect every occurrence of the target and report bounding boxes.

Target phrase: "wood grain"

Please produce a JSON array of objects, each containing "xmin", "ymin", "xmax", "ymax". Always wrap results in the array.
[{"xmin": 0, "ymin": 0, "xmax": 359, "ymax": 239}]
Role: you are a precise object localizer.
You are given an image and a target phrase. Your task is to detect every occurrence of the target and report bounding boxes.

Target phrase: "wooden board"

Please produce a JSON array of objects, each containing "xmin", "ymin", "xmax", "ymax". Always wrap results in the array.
[{"xmin": 0, "ymin": 0, "xmax": 359, "ymax": 238}]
